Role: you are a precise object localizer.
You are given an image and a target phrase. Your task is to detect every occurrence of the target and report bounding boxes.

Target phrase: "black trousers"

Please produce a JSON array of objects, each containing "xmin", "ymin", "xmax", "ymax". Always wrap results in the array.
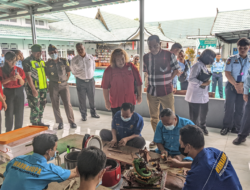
[
  {"xmin": 239, "ymin": 94, "xmax": 250, "ymax": 138},
  {"xmin": 4, "ymin": 86, "xmax": 24, "ymax": 132},
  {"xmin": 100, "ymin": 129, "xmax": 146, "ymax": 149},
  {"xmin": 223, "ymin": 82, "xmax": 245, "ymax": 130},
  {"xmin": 180, "ymin": 81, "xmax": 189, "ymax": 90},
  {"xmin": 188, "ymin": 102, "xmax": 209, "ymax": 129},
  {"xmin": 76, "ymin": 78, "xmax": 96, "ymax": 117}
]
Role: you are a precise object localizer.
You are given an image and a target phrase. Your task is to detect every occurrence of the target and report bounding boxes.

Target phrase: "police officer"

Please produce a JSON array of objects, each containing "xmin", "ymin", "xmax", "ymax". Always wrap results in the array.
[
  {"xmin": 211, "ymin": 53, "xmax": 224, "ymax": 98},
  {"xmin": 22, "ymin": 44, "xmax": 48, "ymax": 126},
  {"xmin": 179, "ymin": 125, "xmax": 242, "ymax": 190},
  {"xmin": 177, "ymin": 50, "xmax": 191, "ymax": 90},
  {"xmin": 45, "ymin": 44, "xmax": 77, "ymax": 130},
  {"xmin": 220, "ymin": 38, "xmax": 250, "ymax": 136},
  {"xmin": 233, "ymin": 68, "xmax": 250, "ymax": 145}
]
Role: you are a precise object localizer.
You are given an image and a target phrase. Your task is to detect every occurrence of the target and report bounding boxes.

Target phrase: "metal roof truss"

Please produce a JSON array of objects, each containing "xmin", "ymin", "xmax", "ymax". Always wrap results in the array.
[
  {"xmin": 0, "ymin": 0, "xmax": 136, "ymax": 20},
  {"xmin": 215, "ymin": 30, "xmax": 250, "ymax": 43}
]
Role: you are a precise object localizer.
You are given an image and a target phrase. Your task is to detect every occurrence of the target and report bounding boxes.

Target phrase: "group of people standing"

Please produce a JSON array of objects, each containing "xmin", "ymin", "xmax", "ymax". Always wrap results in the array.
[{"xmin": 0, "ymin": 43, "xmax": 100, "ymax": 133}]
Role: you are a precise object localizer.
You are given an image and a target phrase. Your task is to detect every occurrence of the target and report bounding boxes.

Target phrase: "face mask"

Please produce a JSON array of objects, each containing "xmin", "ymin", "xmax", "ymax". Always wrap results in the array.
[
  {"xmin": 96, "ymin": 180, "xmax": 102, "ymax": 188},
  {"xmin": 49, "ymin": 151, "xmax": 56, "ymax": 161},
  {"xmin": 164, "ymin": 125, "xmax": 175, "ymax": 130},
  {"xmin": 50, "ymin": 53, "xmax": 58, "ymax": 60},
  {"xmin": 121, "ymin": 116, "xmax": 131, "ymax": 122},
  {"xmin": 179, "ymin": 145, "xmax": 189, "ymax": 157}
]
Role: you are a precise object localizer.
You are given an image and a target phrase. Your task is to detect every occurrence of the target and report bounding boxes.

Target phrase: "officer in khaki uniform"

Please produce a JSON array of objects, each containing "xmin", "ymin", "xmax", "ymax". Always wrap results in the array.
[
  {"xmin": 45, "ymin": 44, "xmax": 77, "ymax": 129},
  {"xmin": 22, "ymin": 44, "xmax": 48, "ymax": 126}
]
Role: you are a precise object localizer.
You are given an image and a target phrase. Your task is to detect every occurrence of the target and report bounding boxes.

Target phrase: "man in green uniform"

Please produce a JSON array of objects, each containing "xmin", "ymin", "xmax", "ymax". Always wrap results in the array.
[
  {"xmin": 45, "ymin": 44, "xmax": 77, "ymax": 129},
  {"xmin": 22, "ymin": 44, "xmax": 49, "ymax": 126}
]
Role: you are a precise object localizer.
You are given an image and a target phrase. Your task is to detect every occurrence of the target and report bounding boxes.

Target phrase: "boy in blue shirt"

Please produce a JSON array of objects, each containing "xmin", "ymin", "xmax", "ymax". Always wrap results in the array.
[
  {"xmin": 100, "ymin": 103, "xmax": 145, "ymax": 149},
  {"xmin": 179, "ymin": 125, "xmax": 242, "ymax": 190},
  {"xmin": 1, "ymin": 134, "xmax": 78, "ymax": 190},
  {"xmin": 153, "ymin": 108, "xmax": 194, "ymax": 161}
]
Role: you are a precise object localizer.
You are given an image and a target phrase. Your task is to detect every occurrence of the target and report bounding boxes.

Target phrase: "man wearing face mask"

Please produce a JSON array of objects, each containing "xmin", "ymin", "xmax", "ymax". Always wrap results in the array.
[
  {"xmin": 100, "ymin": 103, "xmax": 146, "ymax": 149},
  {"xmin": 77, "ymin": 147, "xmax": 106, "ymax": 190},
  {"xmin": 153, "ymin": 108, "xmax": 194, "ymax": 161},
  {"xmin": 179, "ymin": 125, "xmax": 242, "ymax": 190},
  {"xmin": 45, "ymin": 44, "xmax": 76, "ymax": 129},
  {"xmin": 143, "ymin": 35, "xmax": 182, "ymax": 148},
  {"xmin": 22, "ymin": 44, "xmax": 49, "ymax": 126},
  {"xmin": 1, "ymin": 134, "xmax": 78, "ymax": 190}
]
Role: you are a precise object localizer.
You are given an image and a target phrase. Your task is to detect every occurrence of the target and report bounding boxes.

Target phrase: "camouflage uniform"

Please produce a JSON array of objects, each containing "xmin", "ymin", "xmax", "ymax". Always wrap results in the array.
[{"xmin": 22, "ymin": 53, "xmax": 47, "ymax": 124}]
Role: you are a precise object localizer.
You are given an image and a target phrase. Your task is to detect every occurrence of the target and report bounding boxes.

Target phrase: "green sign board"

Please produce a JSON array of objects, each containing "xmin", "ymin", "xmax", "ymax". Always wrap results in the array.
[{"xmin": 198, "ymin": 38, "xmax": 217, "ymax": 49}]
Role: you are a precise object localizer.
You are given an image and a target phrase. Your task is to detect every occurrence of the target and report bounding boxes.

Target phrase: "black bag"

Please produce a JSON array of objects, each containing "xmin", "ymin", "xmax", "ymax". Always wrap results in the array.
[
  {"xmin": 197, "ymin": 68, "xmax": 212, "ymax": 89},
  {"xmin": 178, "ymin": 60, "xmax": 191, "ymax": 83}
]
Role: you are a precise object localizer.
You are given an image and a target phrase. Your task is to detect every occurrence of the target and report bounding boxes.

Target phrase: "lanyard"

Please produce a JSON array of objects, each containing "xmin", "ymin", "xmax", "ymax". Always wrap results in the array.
[{"xmin": 239, "ymin": 58, "xmax": 247, "ymax": 75}]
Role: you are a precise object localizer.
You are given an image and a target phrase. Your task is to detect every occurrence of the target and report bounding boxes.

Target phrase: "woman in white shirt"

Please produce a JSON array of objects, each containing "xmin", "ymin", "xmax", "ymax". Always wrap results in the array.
[{"xmin": 185, "ymin": 49, "xmax": 216, "ymax": 136}]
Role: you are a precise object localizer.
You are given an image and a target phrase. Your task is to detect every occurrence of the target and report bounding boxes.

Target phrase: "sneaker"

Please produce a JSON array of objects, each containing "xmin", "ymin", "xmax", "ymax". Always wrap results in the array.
[
  {"xmin": 233, "ymin": 136, "xmax": 246, "ymax": 145},
  {"xmin": 149, "ymin": 141, "xmax": 156, "ymax": 148}
]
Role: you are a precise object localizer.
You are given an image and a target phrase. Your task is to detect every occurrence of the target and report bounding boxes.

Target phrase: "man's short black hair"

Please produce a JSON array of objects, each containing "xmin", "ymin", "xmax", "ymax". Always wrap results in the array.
[
  {"xmin": 237, "ymin": 38, "xmax": 250, "ymax": 47},
  {"xmin": 180, "ymin": 125, "xmax": 205, "ymax": 149},
  {"xmin": 147, "ymin": 35, "xmax": 160, "ymax": 43},
  {"xmin": 198, "ymin": 49, "xmax": 216, "ymax": 65},
  {"xmin": 77, "ymin": 146, "xmax": 106, "ymax": 180},
  {"xmin": 160, "ymin": 108, "xmax": 174, "ymax": 118},
  {"xmin": 32, "ymin": 134, "xmax": 58, "ymax": 155},
  {"xmin": 76, "ymin": 43, "xmax": 83, "ymax": 47},
  {"xmin": 216, "ymin": 53, "xmax": 221, "ymax": 56},
  {"xmin": 121, "ymin": 103, "xmax": 135, "ymax": 113},
  {"xmin": 171, "ymin": 43, "xmax": 182, "ymax": 51}
]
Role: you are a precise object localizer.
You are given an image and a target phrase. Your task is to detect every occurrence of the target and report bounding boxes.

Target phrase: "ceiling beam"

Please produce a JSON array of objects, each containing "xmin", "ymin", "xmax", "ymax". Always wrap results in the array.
[
  {"xmin": 0, "ymin": 0, "xmax": 28, "ymax": 10},
  {"xmin": 29, "ymin": 0, "xmax": 52, "ymax": 7},
  {"xmin": 0, "ymin": 0, "xmax": 126, "ymax": 20},
  {"xmin": 0, "ymin": 7, "xmax": 10, "ymax": 13}
]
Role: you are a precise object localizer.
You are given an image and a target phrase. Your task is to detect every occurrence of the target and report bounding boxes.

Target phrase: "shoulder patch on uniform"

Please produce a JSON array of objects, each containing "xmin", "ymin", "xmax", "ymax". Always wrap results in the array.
[
  {"xmin": 226, "ymin": 59, "xmax": 231, "ymax": 65},
  {"xmin": 215, "ymin": 152, "xmax": 229, "ymax": 176}
]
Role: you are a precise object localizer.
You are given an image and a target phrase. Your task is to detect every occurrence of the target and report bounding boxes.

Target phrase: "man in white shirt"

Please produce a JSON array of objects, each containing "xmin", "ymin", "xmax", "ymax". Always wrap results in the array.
[{"xmin": 70, "ymin": 43, "xmax": 100, "ymax": 121}]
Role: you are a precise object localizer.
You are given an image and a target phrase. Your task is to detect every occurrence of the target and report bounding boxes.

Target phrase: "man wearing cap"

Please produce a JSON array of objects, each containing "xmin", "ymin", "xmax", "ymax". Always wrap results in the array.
[
  {"xmin": 45, "ymin": 44, "xmax": 77, "ymax": 129},
  {"xmin": 22, "ymin": 44, "xmax": 48, "ymax": 126}
]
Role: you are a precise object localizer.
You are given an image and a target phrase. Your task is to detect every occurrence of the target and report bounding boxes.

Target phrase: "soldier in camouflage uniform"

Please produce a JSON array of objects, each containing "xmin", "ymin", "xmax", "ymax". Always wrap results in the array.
[
  {"xmin": 22, "ymin": 44, "xmax": 49, "ymax": 126},
  {"xmin": 45, "ymin": 44, "xmax": 76, "ymax": 130}
]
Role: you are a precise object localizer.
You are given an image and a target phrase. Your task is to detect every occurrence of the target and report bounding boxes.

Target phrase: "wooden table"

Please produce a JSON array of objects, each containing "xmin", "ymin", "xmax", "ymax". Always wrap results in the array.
[{"xmin": 0, "ymin": 134, "xmax": 186, "ymax": 189}]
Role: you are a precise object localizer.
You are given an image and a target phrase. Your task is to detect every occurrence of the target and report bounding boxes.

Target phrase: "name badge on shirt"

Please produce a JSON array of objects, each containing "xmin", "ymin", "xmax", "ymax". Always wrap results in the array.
[
  {"xmin": 128, "ymin": 67, "xmax": 132, "ymax": 71},
  {"xmin": 35, "ymin": 63, "xmax": 39, "ymax": 68},
  {"xmin": 234, "ymin": 59, "xmax": 239, "ymax": 64},
  {"xmin": 130, "ymin": 125, "xmax": 133, "ymax": 129}
]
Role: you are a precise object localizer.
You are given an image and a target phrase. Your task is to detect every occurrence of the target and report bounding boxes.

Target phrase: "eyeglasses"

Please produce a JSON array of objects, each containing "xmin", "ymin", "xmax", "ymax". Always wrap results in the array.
[{"xmin": 135, "ymin": 59, "xmax": 139, "ymax": 60}]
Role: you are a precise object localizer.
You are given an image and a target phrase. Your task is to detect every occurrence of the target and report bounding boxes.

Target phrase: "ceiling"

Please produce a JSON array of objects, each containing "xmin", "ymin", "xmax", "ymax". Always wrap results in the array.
[{"xmin": 0, "ymin": 0, "xmax": 137, "ymax": 20}]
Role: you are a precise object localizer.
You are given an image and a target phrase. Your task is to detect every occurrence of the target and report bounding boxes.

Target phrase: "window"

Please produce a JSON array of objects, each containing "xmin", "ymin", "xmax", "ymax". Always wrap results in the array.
[
  {"xmin": 39, "ymin": 20, "xmax": 44, "ymax": 26},
  {"xmin": 25, "ymin": 19, "xmax": 31, "ymax": 24},
  {"xmin": 26, "ymin": 19, "xmax": 44, "ymax": 26},
  {"xmin": 10, "ymin": 19, "xmax": 17, "ymax": 22}
]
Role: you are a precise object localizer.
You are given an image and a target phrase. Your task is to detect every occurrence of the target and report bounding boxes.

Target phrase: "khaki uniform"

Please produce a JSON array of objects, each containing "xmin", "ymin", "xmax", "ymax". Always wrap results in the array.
[{"xmin": 45, "ymin": 58, "xmax": 74, "ymax": 124}]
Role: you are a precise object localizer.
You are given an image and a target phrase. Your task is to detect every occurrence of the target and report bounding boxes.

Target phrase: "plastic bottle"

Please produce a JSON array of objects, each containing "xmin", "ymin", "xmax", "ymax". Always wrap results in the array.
[
  {"xmin": 67, "ymin": 145, "xmax": 70, "ymax": 154},
  {"xmin": 55, "ymin": 151, "xmax": 61, "ymax": 166}
]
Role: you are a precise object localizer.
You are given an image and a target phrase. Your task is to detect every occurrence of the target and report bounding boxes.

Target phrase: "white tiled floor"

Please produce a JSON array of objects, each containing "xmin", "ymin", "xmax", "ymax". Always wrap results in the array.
[{"xmin": 1, "ymin": 104, "xmax": 250, "ymax": 189}]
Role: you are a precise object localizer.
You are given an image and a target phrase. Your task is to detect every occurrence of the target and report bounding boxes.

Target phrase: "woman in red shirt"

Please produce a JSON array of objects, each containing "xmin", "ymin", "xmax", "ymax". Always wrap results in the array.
[
  {"xmin": 0, "ymin": 51, "xmax": 25, "ymax": 132},
  {"xmin": 102, "ymin": 49, "xmax": 142, "ymax": 117}
]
